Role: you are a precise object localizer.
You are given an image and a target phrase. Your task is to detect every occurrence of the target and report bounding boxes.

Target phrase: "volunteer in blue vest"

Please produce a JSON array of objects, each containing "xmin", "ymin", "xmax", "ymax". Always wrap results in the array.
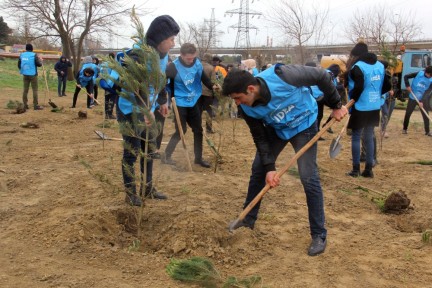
[
  {"xmin": 99, "ymin": 52, "xmax": 119, "ymax": 119},
  {"xmin": 117, "ymin": 15, "xmax": 180, "ymax": 206},
  {"xmin": 402, "ymin": 66, "xmax": 432, "ymax": 136},
  {"xmin": 222, "ymin": 64, "xmax": 348, "ymax": 256},
  {"xmin": 163, "ymin": 43, "xmax": 218, "ymax": 168},
  {"xmin": 345, "ymin": 42, "xmax": 391, "ymax": 178},
  {"xmin": 71, "ymin": 56, "xmax": 98, "ymax": 108},
  {"xmin": 18, "ymin": 44, "xmax": 43, "ymax": 110}
]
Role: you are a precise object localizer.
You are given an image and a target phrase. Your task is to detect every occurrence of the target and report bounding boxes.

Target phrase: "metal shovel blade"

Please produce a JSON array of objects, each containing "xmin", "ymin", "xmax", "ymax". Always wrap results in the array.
[
  {"xmin": 329, "ymin": 138, "xmax": 342, "ymax": 158},
  {"xmin": 94, "ymin": 130, "xmax": 110, "ymax": 140}
]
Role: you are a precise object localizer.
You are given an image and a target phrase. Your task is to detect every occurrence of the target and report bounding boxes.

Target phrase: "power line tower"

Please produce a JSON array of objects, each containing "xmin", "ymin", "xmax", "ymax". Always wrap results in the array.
[
  {"xmin": 225, "ymin": 0, "xmax": 262, "ymax": 53},
  {"xmin": 203, "ymin": 8, "xmax": 222, "ymax": 48}
]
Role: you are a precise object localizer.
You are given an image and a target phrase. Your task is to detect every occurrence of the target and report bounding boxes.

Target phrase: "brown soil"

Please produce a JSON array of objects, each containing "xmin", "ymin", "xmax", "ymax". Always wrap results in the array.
[{"xmin": 1, "ymin": 88, "xmax": 432, "ymax": 288}]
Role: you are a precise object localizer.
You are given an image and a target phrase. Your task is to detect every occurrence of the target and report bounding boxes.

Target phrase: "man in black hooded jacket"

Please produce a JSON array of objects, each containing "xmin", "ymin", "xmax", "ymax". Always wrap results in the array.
[{"xmin": 54, "ymin": 56, "xmax": 72, "ymax": 97}]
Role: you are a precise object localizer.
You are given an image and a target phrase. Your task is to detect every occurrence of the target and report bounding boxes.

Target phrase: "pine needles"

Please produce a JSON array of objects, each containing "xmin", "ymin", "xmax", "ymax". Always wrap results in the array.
[{"xmin": 166, "ymin": 257, "xmax": 264, "ymax": 288}]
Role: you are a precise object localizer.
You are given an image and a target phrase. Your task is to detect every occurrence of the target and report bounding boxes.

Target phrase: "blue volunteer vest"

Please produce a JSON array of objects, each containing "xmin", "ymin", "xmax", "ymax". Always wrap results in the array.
[
  {"xmin": 172, "ymin": 58, "xmax": 203, "ymax": 107},
  {"xmin": 99, "ymin": 62, "xmax": 120, "ymax": 94},
  {"xmin": 241, "ymin": 64, "xmax": 318, "ymax": 140},
  {"xmin": 82, "ymin": 62, "xmax": 99, "ymax": 84},
  {"xmin": 118, "ymin": 54, "xmax": 169, "ymax": 115},
  {"xmin": 410, "ymin": 71, "xmax": 432, "ymax": 101},
  {"xmin": 78, "ymin": 68, "xmax": 94, "ymax": 87},
  {"xmin": 19, "ymin": 51, "xmax": 37, "ymax": 76},
  {"xmin": 348, "ymin": 61, "xmax": 384, "ymax": 111}
]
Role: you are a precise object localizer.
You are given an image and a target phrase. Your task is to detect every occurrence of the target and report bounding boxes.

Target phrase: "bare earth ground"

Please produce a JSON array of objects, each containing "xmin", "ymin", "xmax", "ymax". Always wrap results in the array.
[{"xmin": 1, "ymin": 88, "xmax": 432, "ymax": 288}]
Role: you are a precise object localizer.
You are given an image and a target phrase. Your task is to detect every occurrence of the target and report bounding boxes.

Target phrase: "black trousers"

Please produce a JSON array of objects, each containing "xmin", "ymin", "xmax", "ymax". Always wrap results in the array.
[{"xmin": 164, "ymin": 102, "xmax": 204, "ymax": 161}]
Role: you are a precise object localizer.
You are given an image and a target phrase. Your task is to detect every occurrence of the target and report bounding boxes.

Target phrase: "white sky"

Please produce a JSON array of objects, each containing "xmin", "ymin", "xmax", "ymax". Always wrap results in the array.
[
  {"xmin": 127, "ymin": 0, "xmax": 431, "ymax": 49},
  {"xmin": 1, "ymin": 0, "xmax": 431, "ymax": 48}
]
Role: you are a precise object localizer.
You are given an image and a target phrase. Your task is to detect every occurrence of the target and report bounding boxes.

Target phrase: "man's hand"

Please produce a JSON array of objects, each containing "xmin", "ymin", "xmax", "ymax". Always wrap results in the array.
[
  {"xmin": 89, "ymin": 93, "xmax": 94, "ymax": 99},
  {"xmin": 76, "ymin": 84, "xmax": 82, "ymax": 89},
  {"xmin": 158, "ymin": 103, "xmax": 169, "ymax": 117},
  {"xmin": 406, "ymin": 87, "xmax": 412, "ymax": 93},
  {"xmin": 330, "ymin": 105, "xmax": 348, "ymax": 122},
  {"xmin": 265, "ymin": 171, "xmax": 280, "ymax": 188},
  {"xmin": 419, "ymin": 101, "xmax": 424, "ymax": 108},
  {"xmin": 145, "ymin": 112, "xmax": 155, "ymax": 126}
]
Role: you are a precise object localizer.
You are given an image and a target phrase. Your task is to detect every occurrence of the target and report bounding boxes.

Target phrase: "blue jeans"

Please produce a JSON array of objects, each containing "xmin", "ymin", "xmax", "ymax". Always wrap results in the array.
[
  {"xmin": 117, "ymin": 108, "xmax": 156, "ymax": 194},
  {"xmin": 244, "ymin": 122, "xmax": 326, "ymax": 239},
  {"xmin": 352, "ymin": 125, "xmax": 375, "ymax": 167},
  {"xmin": 57, "ymin": 76, "xmax": 67, "ymax": 96}
]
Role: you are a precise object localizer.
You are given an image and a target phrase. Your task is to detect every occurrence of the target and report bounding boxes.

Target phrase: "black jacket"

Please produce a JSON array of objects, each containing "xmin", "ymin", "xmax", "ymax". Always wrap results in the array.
[{"xmin": 54, "ymin": 56, "xmax": 72, "ymax": 77}]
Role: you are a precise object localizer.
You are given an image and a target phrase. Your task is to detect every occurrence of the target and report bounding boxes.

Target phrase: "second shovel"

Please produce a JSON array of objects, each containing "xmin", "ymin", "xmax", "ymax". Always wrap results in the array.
[{"xmin": 329, "ymin": 116, "xmax": 350, "ymax": 159}]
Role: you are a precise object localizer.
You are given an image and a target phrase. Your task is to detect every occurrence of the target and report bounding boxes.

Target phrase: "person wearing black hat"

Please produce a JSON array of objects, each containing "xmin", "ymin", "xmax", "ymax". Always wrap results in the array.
[
  {"xmin": 345, "ymin": 42, "xmax": 391, "ymax": 178},
  {"xmin": 18, "ymin": 44, "xmax": 43, "ymax": 110},
  {"xmin": 117, "ymin": 15, "xmax": 180, "ymax": 206}
]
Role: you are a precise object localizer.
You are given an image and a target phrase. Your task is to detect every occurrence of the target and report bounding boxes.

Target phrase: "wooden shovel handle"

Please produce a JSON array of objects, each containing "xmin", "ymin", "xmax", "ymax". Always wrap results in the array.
[
  {"xmin": 234, "ymin": 99, "xmax": 355, "ymax": 223},
  {"xmin": 410, "ymin": 91, "xmax": 432, "ymax": 122},
  {"xmin": 171, "ymin": 98, "xmax": 193, "ymax": 172}
]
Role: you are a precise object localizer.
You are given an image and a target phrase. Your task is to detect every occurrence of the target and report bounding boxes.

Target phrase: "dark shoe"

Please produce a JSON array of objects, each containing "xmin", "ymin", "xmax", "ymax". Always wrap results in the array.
[
  {"xmin": 402, "ymin": 129, "xmax": 408, "ymax": 134},
  {"xmin": 426, "ymin": 132, "xmax": 432, "ymax": 137},
  {"xmin": 106, "ymin": 114, "xmax": 116, "ymax": 119},
  {"xmin": 206, "ymin": 128, "xmax": 215, "ymax": 134},
  {"xmin": 361, "ymin": 169, "xmax": 374, "ymax": 178},
  {"xmin": 125, "ymin": 193, "xmax": 142, "ymax": 206},
  {"xmin": 24, "ymin": 104, "xmax": 29, "ymax": 110},
  {"xmin": 228, "ymin": 218, "xmax": 255, "ymax": 231},
  {"xmin": 308, "ymin": 237, "xmax": 327, "ymax": 256},
  {"xmin": 70, "ymin": 106, "xmax": 76, "ymax": 108},
  {"xmin": 150, "ymin": 152, "xmax": 161, "ymax": 159},
  {"xmin": 194, "ymin": 159, "xmax": 211, "ymax": 168},
  {"xmin": 144, "ymin": 187, "xmax": 167, "ymax": 200},
  {"xmin": 161, "ymin": 155, "xmax": 176, "ymax": 165},
  {"xmin": 62, "ymin": 93, "xmax": 67, "ymax": 96},
  {"xmin": 347, "ymin": 164, "xmax": 360, "ymax": 177},
  {"xmin": 34, "ymin": 105, "xmax": 44, "ymax": 110}
]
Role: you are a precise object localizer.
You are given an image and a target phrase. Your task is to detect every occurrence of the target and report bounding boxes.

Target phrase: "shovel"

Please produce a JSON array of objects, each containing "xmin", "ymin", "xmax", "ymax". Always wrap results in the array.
[
  {"xmin": 410, "ymin": 91, "xmax": 432, "ymax": 122},
  {"xmin": 228, "ymin": 99, "xmax": 354, "ymax": 232},
  {"xmin": 94, "ymin": 130, "xmax": 123, "ymax": 141},
  {"xmin": 329, "ymin": 116, "xmax": 350, "ymax": 158}
]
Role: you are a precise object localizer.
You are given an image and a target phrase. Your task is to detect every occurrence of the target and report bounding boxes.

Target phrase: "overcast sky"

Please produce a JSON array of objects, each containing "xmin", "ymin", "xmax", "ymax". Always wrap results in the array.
[
  {"xmin": 128, "ymin": 0, "xmax": 432, "ymax": 49},
  {"xmin": 1, "ymin": 0, "xmax": 431, "ymax": 48}
]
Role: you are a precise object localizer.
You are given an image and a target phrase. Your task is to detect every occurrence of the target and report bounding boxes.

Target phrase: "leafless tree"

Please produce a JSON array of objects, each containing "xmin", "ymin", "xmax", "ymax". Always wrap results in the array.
[
  {"xmin": 267, "ymin": 0, "xmax": 329, "ymax": 64},
  {"xmin": 344, "ymin": 6, "xmax": 421, "ymax": 54},
  {"xmin": 177, "ymin": 21, "xmax": 223, "ymax": 59},
  {"xmin": 4, "ymin": 0, "xmax": 140, "ymax": 76}
]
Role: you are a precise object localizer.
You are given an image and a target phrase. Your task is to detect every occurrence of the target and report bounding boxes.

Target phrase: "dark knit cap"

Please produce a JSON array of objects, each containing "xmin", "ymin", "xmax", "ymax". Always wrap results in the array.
[
  {"xmin": 350, "ymin": 42, "xmax": 368, "ymax": 57},
  {"xmin": 25, "ymin": 44, "xmax": 33, "ymax": 51},
  {"xmin": 327, "ymin": 64, "xmax": 341, "ymax": 76},
  {"xmin": 145, "ymin": 15, "xmax": 180, "ymax": 47}
]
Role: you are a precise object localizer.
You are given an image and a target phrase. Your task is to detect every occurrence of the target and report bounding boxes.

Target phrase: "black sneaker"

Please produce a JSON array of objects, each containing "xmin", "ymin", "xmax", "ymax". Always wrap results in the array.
[
  {"xmin": 150, "ymin": 152, "xmax": 161, "ymax": 159},
  {"xmin": 347, "ymin": 170, "xmax": 360, "ymax": 177},
  {"xmin": 34, "ymin": 105, "xmax": 44, "ymax": 110},
  {"xmin": 62, "ymin": 94, "xmax": 67, "ymax": 97},
  {"xmin": 24, "ymin": 104, "xmax": 29, "ymax": 110},
  {"xmin": 361, "ymin": 169, "xmax": 374, "ymax": 178},
  {"xmin": 125, "ymin": 193, "xmax": 142, "ymax": 206},
  {"xmin": 194, "ymin": 159, "xmax": 211, "ymax": 168},
  {"xmin": 308, "ymin": 237, "xmax": 327, "ymax": 256},
  {"xmin": 144, "ymin": 187, "xmax": 167, "ymax": 200}
]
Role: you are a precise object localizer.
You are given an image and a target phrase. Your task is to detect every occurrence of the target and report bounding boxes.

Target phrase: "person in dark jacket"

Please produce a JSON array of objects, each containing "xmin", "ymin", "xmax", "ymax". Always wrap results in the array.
[
  {"xmin": 222, "ymin": 65, "xmax": 348, "ymax": 256},
  {"xmin": 54, "ymin": 55, "xmax": 72, "ymax": 97},
  {"xmin": 71, "ymin": 66, "xmax": 95, "ymax": 108},
  {"xmin": 402, "ymin": 66, "xmax": 432, "ymax": 136},
  {"xmin": 117, "ymin": 15, "xmax": 180, "ymax": 206},
  {"xmin": 344, "ymin": 42, "xmax": 391, "ymax": 178},
  {"xmin": 18, "ymin": 43, "xmax": 43, "ymax": 110}
]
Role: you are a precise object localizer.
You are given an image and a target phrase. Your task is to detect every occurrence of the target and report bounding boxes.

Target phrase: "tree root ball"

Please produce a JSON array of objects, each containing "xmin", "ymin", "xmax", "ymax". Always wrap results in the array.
[
  {"xmin": 78, "ymin": 110, "xmax": 87, "ymax": 119},
  {"xmin": 384, "ymin": 190, "xmax": 411, "ymax": 213}
]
